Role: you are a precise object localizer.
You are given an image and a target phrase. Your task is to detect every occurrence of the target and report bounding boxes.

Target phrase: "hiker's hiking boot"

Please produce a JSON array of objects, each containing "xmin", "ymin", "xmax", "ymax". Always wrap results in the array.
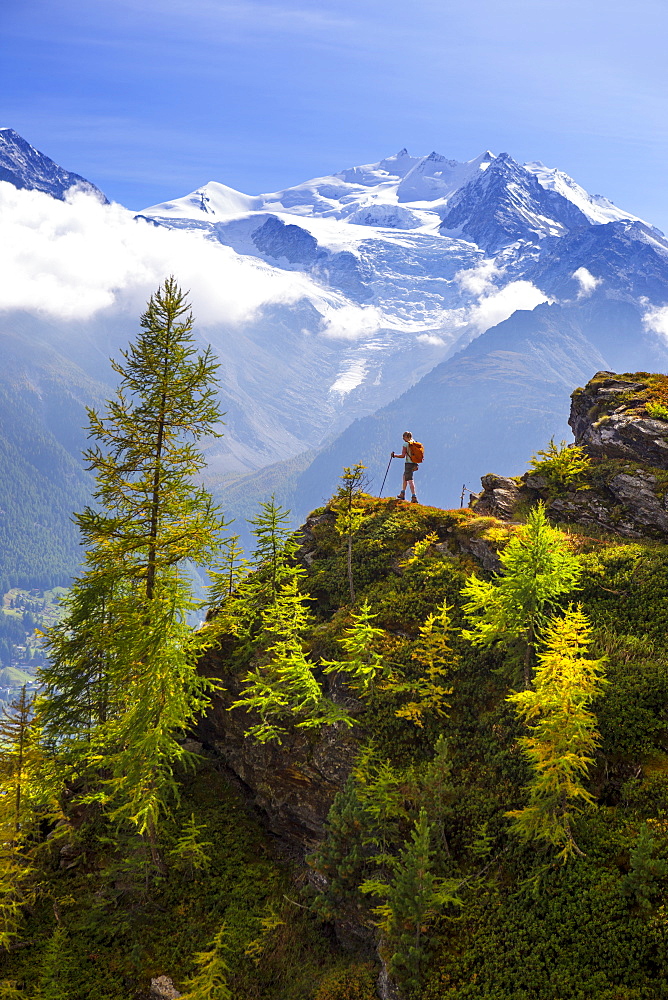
[
  {"xmin": 411, "ymin": 495, "xmax": 419, "ymax": 503},
  {"xmin": 397, "ymin": 491, "xmax": 405, "ymax": 500}
]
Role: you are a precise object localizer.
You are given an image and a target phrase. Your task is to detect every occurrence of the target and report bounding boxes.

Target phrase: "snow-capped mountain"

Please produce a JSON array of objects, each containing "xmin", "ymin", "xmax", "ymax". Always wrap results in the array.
[
  {"xmin": 134, "ymin": 147, "xmax": 661, "ymax": 463},
  {"xmin": 0, "ymin": 128, "xmax": 107, "ymax": 202},
  {"xmin": 140, "ymin": 147, "xmax": 640, "ymax": 234},
  {"xmin": 2, "ymin": 130, "xmax": 668, "ymax": 575},
  {"xmin": 136, "ymin": 144, "xmax": 660, "ymax": 371}
]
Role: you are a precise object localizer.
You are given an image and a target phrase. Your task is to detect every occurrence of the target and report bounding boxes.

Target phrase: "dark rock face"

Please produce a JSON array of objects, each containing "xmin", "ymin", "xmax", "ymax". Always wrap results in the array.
[
  {"xmin": 569, "ymin": 371, "xmax": 668, "ymax": 466},
  {"xmin": 194, "ymin": 651, "xmax": 358, "ymax": 848},
  {"xmin": 526, "ymin": 221, "xmax": 668, "ymax": 303},
  {"xmin": 252, "ymin": 215, "xmax": 320, "ymax": 265},
  {"xmin": 251, "ymin": 215, "xmax": 371, "ymax": 299},
  {"xmin": 439, "ymin": 153, "xmax": 591, "ymax": 251},
  {"xmin": 546, "ymin": 470, "xmax": 668, "ymax": 538}
]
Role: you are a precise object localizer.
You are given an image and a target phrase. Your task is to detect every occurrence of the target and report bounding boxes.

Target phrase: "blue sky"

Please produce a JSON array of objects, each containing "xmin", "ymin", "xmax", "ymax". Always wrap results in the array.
[{"xmin": 2, "ymin": 0, "xmax": 668, "ymax": 227}]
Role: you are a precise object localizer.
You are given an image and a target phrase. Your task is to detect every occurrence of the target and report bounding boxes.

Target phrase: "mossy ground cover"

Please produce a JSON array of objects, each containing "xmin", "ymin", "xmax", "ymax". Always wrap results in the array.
[
  {"xmin": 296, "ymin": 499, "xmax": 668, "ymax": 999},
  {"xmin": 1, "ymin": 759, "xmax": 361, "ymax": 999},
  {"xmin": 6, "ymin": 496, "xmax": 668, "ymax": 999}
]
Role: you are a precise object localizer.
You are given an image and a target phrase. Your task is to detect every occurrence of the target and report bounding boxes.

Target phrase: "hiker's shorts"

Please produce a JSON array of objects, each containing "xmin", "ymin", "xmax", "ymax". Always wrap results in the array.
[{"xmin": 404, "ymin": 462, "xmax": 418, "ymax": 481}]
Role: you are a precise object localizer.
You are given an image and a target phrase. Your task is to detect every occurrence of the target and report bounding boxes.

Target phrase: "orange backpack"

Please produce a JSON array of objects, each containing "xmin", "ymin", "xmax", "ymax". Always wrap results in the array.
[{"xmin": 408, "ymin": 441, "xmax": 424, "ymax": 463}]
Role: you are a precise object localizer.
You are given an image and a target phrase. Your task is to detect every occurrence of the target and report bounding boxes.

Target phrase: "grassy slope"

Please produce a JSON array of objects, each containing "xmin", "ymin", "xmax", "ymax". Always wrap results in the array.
[{"xmin": 5, "ymin": 496, "xmax": 668, "ymax": 999}]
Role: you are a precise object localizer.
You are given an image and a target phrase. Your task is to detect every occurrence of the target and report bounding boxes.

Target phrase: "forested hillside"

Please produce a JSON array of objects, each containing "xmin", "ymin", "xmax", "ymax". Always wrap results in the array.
[
  {"xmin": 0, "ymin": 381, "xmax": 90, "ymax": 593},
  {"xmin": 3, "ymin": 286, "xmax": 668, "ymax": 1000}
]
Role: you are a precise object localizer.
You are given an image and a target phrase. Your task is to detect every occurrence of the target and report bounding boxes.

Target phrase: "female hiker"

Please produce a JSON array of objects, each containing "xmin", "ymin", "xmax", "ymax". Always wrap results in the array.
[{"xmin": 391, "ymin": 431, "xmax": 423, "ymax": 503}]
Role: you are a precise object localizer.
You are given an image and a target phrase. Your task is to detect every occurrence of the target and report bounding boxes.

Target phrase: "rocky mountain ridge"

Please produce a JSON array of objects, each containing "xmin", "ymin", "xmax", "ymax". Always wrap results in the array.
[{"xmin": 0, "ymin": 127, "xmax": 107, "ymax": 202}]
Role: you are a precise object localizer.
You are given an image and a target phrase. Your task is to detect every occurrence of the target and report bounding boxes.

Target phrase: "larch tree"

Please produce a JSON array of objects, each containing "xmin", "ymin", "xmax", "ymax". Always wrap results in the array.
[
  {"xmin": 361, "ymin": 808, "xmax": 461, "ymax": 991},
  {"xmin": 230, "ymin": 575, "xmax": 351, "ymax": 743},
  {"xmin": 0, "ymin": 686, "xmax": 44, "ymax": 948},
  {"xmin": 39, "ymin": 277, "xmax": 225, "ymax": 854},
  {"xmin": 179, "ymin": 922, "xmax": 233, "ymax": 1000},
  {"xmin": 461, "ymin": 502, "xmax": 582, "ymax": 687},
  {"xmin": 506, "ymin": 605, "xmax": 606, "ymax": 860},
  {"xmin": 332, "ymin": 464, "xmax": 368, "ymax": 604},
  {"xmin": 321, "ymin": 602, "xmax": 386, "ymax": 694}
]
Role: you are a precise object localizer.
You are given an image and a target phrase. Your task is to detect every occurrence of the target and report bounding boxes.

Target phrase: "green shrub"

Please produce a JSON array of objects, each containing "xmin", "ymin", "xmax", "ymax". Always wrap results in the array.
[
  {"xmin": 646, "ymin": 400, "xmax": 668, "ymax": 421},
  {"xmin": 529, "ymin": 437, "xmax": 591, "ymax": 488}
]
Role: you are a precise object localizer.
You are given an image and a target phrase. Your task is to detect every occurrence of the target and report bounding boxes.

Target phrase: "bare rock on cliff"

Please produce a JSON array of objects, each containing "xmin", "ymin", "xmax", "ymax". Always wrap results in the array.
[
  {"xmin": 472, "ymin": 371, "xmax": 668, "ymax": 539},
  {"xmin": 547, "ymin": 470, "xmax": 668, "ymax": 538},
  {"xmin": 194, "ymin": 655, "xmax": 358, "ymax": 848},
  {"xmin": 570, "ymin": 370, "xmax": 668, "ymax": 466},
  {"xmin": 471, "ymin": 474, "xmax": 522, "ymax": 521}
]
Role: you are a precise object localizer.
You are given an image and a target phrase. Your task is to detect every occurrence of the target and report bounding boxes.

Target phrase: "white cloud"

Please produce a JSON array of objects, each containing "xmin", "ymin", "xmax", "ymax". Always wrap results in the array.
[
  {"xmin": 643, "ymin": 303, "xmax": 668, "ymax": 340},
  {"xmin": 319, "ymin": 302, "xmax": 385, "ymax": 340},
  {"xmin": 416, "ymin": 333, "xmax": 446, "ymax": 346},
  {"xmin": 0, "ymin": 182, "xmax": 551, "ymax": 356},
  {"xmin": 572, "ymin": 266, "xmax": 602, "ymax": 299},
  {"xmin": 452, "ymin": 259, "xmax": 549, "ymax": 331},
  {"xmin": 454, "ymin": 259, "xmax": 503, "ymax": 297},
  {"xmin": 467, "ymin": 279, "xmax": 550, "ymax": 333},
  {"xmin": 319, "ymin": 276, "xmax": 549, "ymax": 344},
  {"xmin": 0, "ymin": 182, "xmax": 322, "ymax": 325}
]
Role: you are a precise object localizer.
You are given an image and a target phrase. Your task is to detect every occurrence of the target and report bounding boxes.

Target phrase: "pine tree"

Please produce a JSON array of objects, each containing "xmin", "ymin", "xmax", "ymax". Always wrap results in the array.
[
  {"xmin": 360, "ymin": 808, "xmax": 461, "ymax": 991},
  {"xmin": 36, "ymin": 926, "xmax": 77, "ymax": 1000},
  {"xmin": 0, "ymin": 981, "xmax": 23, "ymax": 999},
  {"xmin": 529, "ymin": 437, "xmax": 591, "ymax": 489},
  {"xmin": 208, "ymin": 533, "xmax": 248, "ymax": 607},
  {"xmin": 39, "ymin": 571, "xmax": 118, "ymax": 742},
  {"xmin": 231, "ymin": 577, "xmax": 351, "ymax": 743},
  {"xmin": 0, "ymin": 686, "xmax": 43, "ymax": 948},
  {"xmin": 81, "ymin": 275, "xmax": 223, "ymax": 596},
  {"xmin": 0, "ymin": 686, "xmax": 36, "ymax": 843},
  {"xmin": 168, "ymin": 814, "xmax": 212, "ymax": 880},
  {"xmin": 381, "ymin": 601, "xmax": 456, "ymax": 727},
  {"xmin": 38, "ymin": 278, "xmax": 225, "ymax": 850},
  {"xmin": 621, "ymin": 823, "xmax": 668, "ymax": 910},
  {"xmin": 506, "ymin": 606, "xmax": 606, "ymax": 860},
  {"xmin": 309, "ymin": 777, "xmax": 370, "ymax": 923},
  {"xmin": 462, "ymin": 502, "xmax": 581, "ymax": 687},
  {"xmin": 215, "ymin": 498, "xmax": 304, "ymax": 656},
  {"xmin": 350, "ymin": 746, "xmax": 409, "ymax": 866}
]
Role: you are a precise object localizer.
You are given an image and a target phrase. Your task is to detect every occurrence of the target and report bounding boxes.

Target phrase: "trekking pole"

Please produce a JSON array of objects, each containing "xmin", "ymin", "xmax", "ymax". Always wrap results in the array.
[
  {"xmin": 460, "ymin": 484, "xmax": 476, "ymax": 508},
  {"xmin": 379, "ymin": 454, "xmax": 393, "ymax": 498}
]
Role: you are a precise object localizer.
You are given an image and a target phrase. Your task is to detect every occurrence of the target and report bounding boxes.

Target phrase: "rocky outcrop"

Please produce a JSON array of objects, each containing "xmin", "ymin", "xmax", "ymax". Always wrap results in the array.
[
  {"xmin": 545, "ymin": 470, "xmax": 668, "ymax": 538},
  {"xmin": 472, "ymin": 370, "xmax": 668, "ymax": 539},
  {"xmin": 194, "ymin": 654, "xmax": 358, "ymax": 848},
  {"xmin": 470, "ymin": 474, "xmax": 522, "ymax": 521},
  {"xmin": 569, "ymin": 371, "xmax": 668, "ymax": 465},
  {"xmin": 146, "ymin": 977, "xmax": 181, "ymax": 1000}
]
